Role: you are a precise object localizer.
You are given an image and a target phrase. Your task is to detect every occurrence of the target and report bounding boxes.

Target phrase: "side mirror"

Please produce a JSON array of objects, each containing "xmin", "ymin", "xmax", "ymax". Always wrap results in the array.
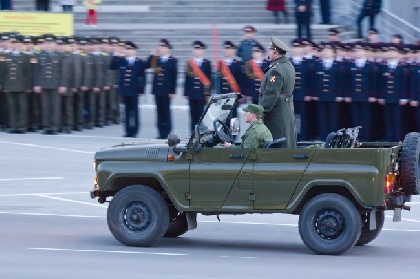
[
  {"xmin": 230, "ymin": 118, "xmax": 240, "ymax": 136},
  {"xmin": 167, "ymin": 133, "xmax": 180, "ymax": 147}
]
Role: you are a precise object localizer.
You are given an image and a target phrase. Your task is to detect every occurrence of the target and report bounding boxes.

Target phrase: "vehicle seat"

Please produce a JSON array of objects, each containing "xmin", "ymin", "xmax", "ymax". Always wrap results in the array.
[{"xmin": 263, "ymin": 137, "xmax": 286, "ymax": 148}]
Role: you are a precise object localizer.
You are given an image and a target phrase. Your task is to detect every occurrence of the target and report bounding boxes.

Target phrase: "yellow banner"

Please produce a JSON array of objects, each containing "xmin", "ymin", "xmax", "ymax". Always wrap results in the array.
[{"xmin": 0, "ymin": 12, "xmax": 74, "ymax": 36}]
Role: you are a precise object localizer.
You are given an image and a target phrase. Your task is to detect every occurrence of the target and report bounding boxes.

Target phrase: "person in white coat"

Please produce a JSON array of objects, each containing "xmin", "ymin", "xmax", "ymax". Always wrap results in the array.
[{"xmin": 60, "ymin": 0, "xmax": 75, "ymax": 12}]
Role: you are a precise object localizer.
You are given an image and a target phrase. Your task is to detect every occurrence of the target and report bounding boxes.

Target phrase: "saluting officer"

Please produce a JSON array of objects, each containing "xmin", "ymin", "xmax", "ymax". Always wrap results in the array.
[
  {"xmin": 237, "ymin": 25, "xmax": 260, "ymax": 62},
  {"xmin": 147, "ymin": 39, "xmax": 178, "ymax": 139},
  {"xmin": 33, "ymin": 34, "xmax": 64, "ymax": 135},
  {"xmin": 184, "ymin": 40, "xmax": 212, "ymax": 134},
  {"xmin": 245, "ymin": 43, "xmax": 270, "ymax": 105},
  {"xmin": 110, "ymin": 41, "xmax": 146, "ymax": 137},
  {"xmin": 3, "ymin": 36, "xmax": 31, "ymax": 133}
]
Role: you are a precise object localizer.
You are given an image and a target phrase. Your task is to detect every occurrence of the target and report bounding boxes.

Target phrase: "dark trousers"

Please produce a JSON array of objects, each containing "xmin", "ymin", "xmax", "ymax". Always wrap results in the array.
[
  {"xmin": 317, "ymin": 101, "xmax": 337, "ymax": 139},
  {"xmin": 296, "ymin": 16, "xmax": 311, "ymax": 39},
  {"xmin": 36, "ymin": 0, "xmax": 50, "ymax": 11},
  {"xmin": 1, "ymin": 0, "xmax": 11, "ymax": 10},
  {"xmin": 384, "ymin": 103, "xmax": 402, "ymax": 142},
  {"xmin": 294, "ymin": 100, "xmax": 308, "ymax": 141},
  {"xmin": 273, "ymin": 11, "xmax": 289, "ymax": 24},
  {"xmin": 123, "ymin": 95, "xmax": 139, "ymax": 137},
  {"xmin": 61, "ymin": 95, "xmax": 74, "ymax": 131},
  {"xmin": 73, "ymin": 90, "xmax": 84, "ymax": 129},
  {"xmin": 357, "ymin": 12, "xmax": 376, "ymax": 38},
  {"xmin": 62, "ymin": 5, "xmax": 73, "ymax": 12},
  {"xmin": 154, "ymin": 95, "xmax": 172, "ymax": 139},
  {"xmin": 95, "ymin": 90, "xmax": 105, "ymax": 126},
  {"xmin": 319, "ymin": 0, "xmax": 331, "ymax": 24},
  {"xmin": 188, "ymin": 99, "xmax": 205, "ymax": 134},
  {"xmin": 351, "ymin": 101, "xmax": 370, "ymax": 141},
  {"xmin": 7, "ymin": 92, "xmax": 27, "ymax": 132},
  {"xmin": 41, "ymin": 89, "xmax": 60, "ymax": 132},
  {"xmin": 0, "ymin": 90, "xmax": 9, "ymax": 129},
  {"xmin": 28, "ymin": 91, "xmax": 42, "ymax": 130}
]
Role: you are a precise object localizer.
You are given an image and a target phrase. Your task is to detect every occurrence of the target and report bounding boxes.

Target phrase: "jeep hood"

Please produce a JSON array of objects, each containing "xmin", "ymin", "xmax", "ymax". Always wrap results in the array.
[{"xmin": 94, "ymin": 141, "xmax": 169, "ymax": 161}]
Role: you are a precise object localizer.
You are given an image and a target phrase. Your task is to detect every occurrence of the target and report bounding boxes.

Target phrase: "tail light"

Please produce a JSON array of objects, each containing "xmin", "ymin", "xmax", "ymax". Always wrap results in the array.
[{"xmin": 385, "ymin": 173, "xmax": 396, "ymax": 193}]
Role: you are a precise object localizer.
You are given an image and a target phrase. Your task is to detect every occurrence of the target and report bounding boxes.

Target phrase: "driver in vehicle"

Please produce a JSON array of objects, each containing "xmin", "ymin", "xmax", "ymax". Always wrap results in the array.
[{"xmin": 222, "ymin": 104, "xmax": 273, "ymax": 148}]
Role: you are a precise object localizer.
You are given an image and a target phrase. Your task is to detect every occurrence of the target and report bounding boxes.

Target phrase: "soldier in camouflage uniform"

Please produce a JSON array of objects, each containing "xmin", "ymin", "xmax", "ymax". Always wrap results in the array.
[
  {"xmin": 259, "ymin": 36, "xmax": 296, "ymax": 148},
  {"xmin": 3, "ymin": 36, "xmax": 31, "ymax": 133},
  {"xmin": 222, "ymin": 104, "xmax": 273, "ymax": 148}
]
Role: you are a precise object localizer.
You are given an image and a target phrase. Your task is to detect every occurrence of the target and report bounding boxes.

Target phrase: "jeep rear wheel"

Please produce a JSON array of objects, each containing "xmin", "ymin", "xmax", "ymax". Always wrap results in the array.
[
  {"xmin": 400, "ymin": 132, "xmax": 420, "ymax": 195},
  {"xmin": 356, "ymin": 210, "xmax": 385, "ymax": 246},
  {"xmin": 299, "ymin": 193, "xmax": 361, "ymax": 255},
  {"xmin": 107, "ymin": 185, "xmax": 169, "ymax": 247},
  {"xmin": 164, "ymin": 212, "xmax": 188, "ymax": 238}
]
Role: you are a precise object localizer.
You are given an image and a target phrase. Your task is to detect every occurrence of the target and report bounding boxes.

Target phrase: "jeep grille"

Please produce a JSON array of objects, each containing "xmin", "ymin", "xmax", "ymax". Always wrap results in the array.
[{"xmin": 145, "ymin": 148, "xmax": 159, "ymax": 158}]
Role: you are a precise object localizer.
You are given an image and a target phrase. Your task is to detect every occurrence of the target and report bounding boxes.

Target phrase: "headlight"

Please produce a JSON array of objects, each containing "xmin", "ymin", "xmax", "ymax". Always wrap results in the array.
[{"xmin": 93, "ymin": 161, "xmax": 97, "ymax": 171}]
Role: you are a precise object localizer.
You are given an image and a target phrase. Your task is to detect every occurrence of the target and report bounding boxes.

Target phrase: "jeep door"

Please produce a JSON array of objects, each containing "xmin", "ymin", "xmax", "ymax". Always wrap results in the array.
[
  {"xmin": 253, "ymin": 148, "xmax": 315, "ymax": 209},
  {"xmin": 189, "ymin": 147, "xmax": 253, "ymax": 210}
]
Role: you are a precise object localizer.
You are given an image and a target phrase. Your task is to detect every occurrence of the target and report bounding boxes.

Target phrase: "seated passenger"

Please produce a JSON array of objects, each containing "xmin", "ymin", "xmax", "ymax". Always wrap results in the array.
[{"xmin": 222, "ymin": 104, "xmax": 273, "ymax": 148}]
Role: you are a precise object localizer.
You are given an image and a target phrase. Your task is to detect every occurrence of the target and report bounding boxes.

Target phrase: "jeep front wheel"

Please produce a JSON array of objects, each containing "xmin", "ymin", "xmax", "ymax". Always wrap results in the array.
[
  {"xmin": 107, "ymin": 185, "xmax": 169, "ymax": 247},
  {"xmin": 298, "ymin": 193, "xmax": 361, "ymax": 255}
]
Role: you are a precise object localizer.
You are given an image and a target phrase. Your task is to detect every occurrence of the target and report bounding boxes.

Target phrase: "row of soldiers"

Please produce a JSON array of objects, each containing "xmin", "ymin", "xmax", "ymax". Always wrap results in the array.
[
  {"xmin": 0, "ymin": 33, "xmax": 122, "ymax": 135},
  {"xmin": 0, "ymin": 31, "xmax": 419, "ymax": 142}
]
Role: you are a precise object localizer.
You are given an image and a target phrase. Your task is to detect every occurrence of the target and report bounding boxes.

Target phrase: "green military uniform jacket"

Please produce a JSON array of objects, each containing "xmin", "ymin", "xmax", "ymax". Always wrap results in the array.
[
  {"xmin": 80, "ymin": 52, "xmax": 93, "ymax": 89},
  {"xmin": 34, "ymin": 51, "xmax": 64, "ymax": 89},
  {"xmin": 259, "ymin": 55, "xmax": 297, "ymax": 148},
  {"xmin": 233, "ymin": 119, "xmax": 273, "ymax": 148},
  {"xmin": 59, "ymin": 52, "xmax": 74, "ymax": 96},
  {"xmin": 3, "ymin": 52, "xmax": 31, "ymax": 92}
]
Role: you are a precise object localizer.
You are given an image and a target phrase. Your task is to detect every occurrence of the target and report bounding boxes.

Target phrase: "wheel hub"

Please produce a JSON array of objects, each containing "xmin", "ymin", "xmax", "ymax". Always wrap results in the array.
[
  {"xmin": 123, "ymin": 202, "xmax": 152, "ymax": 231},
  {"xmin": 315, "ymin": 210, "xmax": 344, "ymax": 240}
]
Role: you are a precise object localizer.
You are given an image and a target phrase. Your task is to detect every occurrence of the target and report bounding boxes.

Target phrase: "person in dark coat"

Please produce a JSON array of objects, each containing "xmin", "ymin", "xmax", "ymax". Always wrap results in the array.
[
  {"xmin": 1, "ymin": 0, "xmax": 12, "ymax": 10},
  {"xmin": 290, "ymin": 39, "xmax": 306, "ymax": 141},
  {"xmin": 378, "ymin": 44, "xmax": 409, "ymax": 142},
  {"xmin": 266, "ymin": 0, "xmax": 288, "ymax": 24},
  {"xmin": 110, "ymin": 41, "xmax": 146, "ymax": 137},
  {"xmin": 184, "ymin": 40, "xmax": 212, "ymax": 134},
  {"xmin": 218, "ymin": 41, "xmax": 244, "ymax": 95},
  {"xmin": 237, "ymin": 25, "xmax": 260, "ymax": 63},
  {"xmin": 319, "ymin": 0, "xmax": 331, "ymax": 24},
  {"xmin": 357, "ymin": 0, "xmax": 382, "ymax": 39},
  {"xmin": 409, "ymin": 46, "xmax": 420, "ymax": 131},
  {"xmin": 146, "ymin": 39, "xmax": 178, "ymax": 139},
  {"xmin": 36, "ymin": 0, "xmax": 50, "ymax": 11},
  {"xmin": 314, "ymin": 43, "xmax": 338, "ymax": 139},
  {"xmin": 294, "ymin": 0, "xmax": 312, "ymax": 39}
]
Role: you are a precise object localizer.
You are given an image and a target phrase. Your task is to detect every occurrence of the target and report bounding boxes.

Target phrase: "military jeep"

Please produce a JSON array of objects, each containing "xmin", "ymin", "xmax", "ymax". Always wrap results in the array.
[{"xmin": 91, "ymin": 93, "xmax": 420, "ymax": 255}]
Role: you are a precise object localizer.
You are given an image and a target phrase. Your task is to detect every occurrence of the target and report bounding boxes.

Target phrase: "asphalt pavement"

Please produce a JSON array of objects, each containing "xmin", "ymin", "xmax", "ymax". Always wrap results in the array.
[{"xmin": 0, "ymin": 115, "xmax": 420, "ymax": 279}]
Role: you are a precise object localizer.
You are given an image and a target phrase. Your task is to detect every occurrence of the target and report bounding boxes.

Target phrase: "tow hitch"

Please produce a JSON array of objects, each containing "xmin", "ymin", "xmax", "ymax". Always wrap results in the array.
[{"xmin": 386, "ymin": 191, "xmax": 411, "ymax": 222}]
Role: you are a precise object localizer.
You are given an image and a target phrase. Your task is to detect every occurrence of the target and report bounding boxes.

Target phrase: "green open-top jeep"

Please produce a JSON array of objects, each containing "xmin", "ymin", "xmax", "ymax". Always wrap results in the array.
[{"xmin": 91, "ymin": 93, "xmax": 420, "ymax": 255}]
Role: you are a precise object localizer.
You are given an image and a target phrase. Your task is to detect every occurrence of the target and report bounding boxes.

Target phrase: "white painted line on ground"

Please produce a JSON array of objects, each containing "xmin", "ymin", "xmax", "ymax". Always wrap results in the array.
[
  {"xmin": 36, "ymin": 194, "xmax": 107, "ymax": 208},
  {"xmin": 383, "ymin": 228, "xmax": 420, "ymax": 232},
  {"xmin": 385, "ymin": 215, "xmax": 420, "ymax": 223},
  {"xmin": 0, "ymin": 141, "xmax": 95, "ymax": 154},
  {"xmin": 0, "ymin": 212, "xmax": 103, "ymax": 218},
  {"xmin": 0, "ymin": 191, "xmax": 86, "ymax": 197},
  {"xmin": 26, "ymin": 248, "xmax": 187, "ymax": 256},
  {"xmin": 0, "ymin": 177, "xmax": 63, "ymax": 182},
  {"xmin": 219, "ymin": 255, "xmax": 257, "ymax": 259},
  {"xmin": 407, "ymin": 202, "xmax": 420, "ymax": 205}
]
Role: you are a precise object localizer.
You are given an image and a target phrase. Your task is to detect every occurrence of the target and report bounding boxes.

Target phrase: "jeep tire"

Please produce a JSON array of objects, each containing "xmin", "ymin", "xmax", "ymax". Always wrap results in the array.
[
  {"xmin": 356, "ymin": 210, "xmax": 385, "ymax": 246},
  {"xmin": 400, "ymin": 132, "xmax": 420, "ymax": 195},
  {"xmin": 299, "ymin": 193, "xmax": 361, "ymax": 255},
  {"xmin": 164, "ymin": 212, "xmax": 188, "ymax": 238},
  {"xmin": 107, "ymin": 185, "xmax": 169, "ymax": 247}
]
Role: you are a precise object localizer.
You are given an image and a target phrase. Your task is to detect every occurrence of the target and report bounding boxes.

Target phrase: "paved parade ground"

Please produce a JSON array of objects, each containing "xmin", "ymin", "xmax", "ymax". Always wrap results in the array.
[{"xmin": 1, "ymin": 115, "xmax": 420, "ymax": 279}]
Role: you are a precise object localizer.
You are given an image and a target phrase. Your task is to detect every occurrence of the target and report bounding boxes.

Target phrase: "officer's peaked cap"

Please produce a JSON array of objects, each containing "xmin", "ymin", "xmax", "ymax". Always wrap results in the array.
[
  {"xmin": 125, "ymin": 41, "xmax": 138, "ymax": 50},
  {"xmin": 159, "ymin": 39, "xmax": 172, "ymax": 49},
  {"xmin": 223, "ymin": 40, "xmax": 236, "ymax": 49},
  {"xmin": 193, "ymin": 40, "xmax": 206, "ymax": 49},
  {"xmin": 270, "ymin": 36, "xmax": 290, "ymax": 52}
]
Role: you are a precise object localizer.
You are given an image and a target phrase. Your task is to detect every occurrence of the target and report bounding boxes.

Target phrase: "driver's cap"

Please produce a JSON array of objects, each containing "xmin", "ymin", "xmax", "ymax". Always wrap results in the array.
[{"xmin": 242, "ymin": 104, "xmax": 264, "ymax": 116}]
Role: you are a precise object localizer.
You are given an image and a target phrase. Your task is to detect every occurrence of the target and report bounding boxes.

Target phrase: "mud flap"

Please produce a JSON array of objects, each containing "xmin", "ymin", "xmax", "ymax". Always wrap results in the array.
[
  {"xmin": 393, "ymin": 208, "xmax": 402, "ymax": 222},
  {"xmin": 186, "ymin": 212, "xmax": 197, "ymax": 230},
  {"xmin": 369, "ymin": 208, "xmax": 377, "ymax": 230}
]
